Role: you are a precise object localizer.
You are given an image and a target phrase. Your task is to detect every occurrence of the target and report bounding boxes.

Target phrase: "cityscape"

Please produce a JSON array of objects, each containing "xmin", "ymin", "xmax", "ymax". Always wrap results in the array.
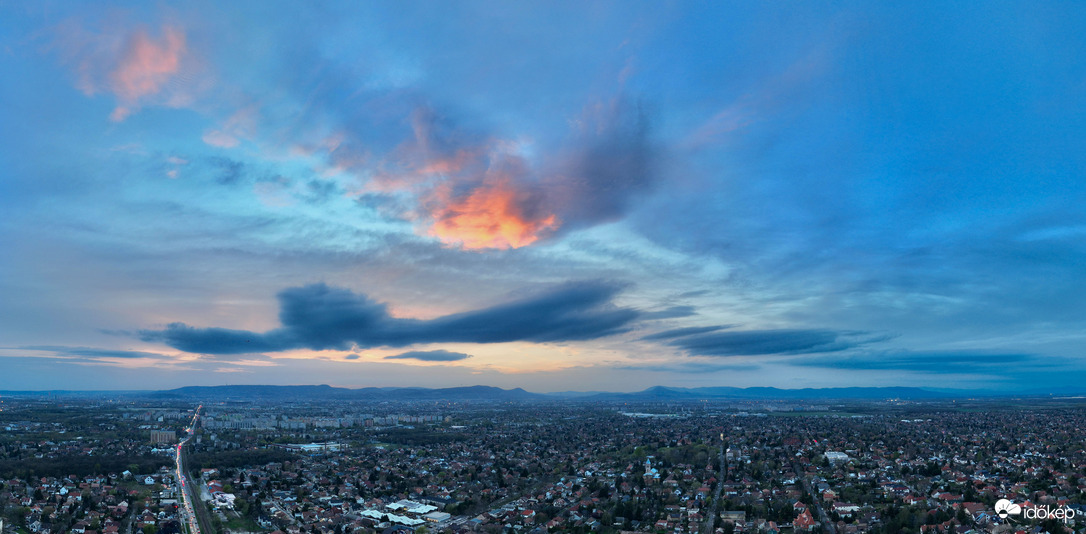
[{"xmin": 1, "ymin": 391, "xmax": 1085, "ymax": 534}]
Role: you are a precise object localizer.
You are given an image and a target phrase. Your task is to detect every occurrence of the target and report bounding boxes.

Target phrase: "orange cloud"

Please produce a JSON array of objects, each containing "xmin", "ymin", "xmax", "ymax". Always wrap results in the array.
[
  {"xmin": 427, "ymin": 179, "xmax": 559, "ymax": 250},
  {"xmin": 356, "ymin": 108, "xmax": 564, "ymax": 249}
]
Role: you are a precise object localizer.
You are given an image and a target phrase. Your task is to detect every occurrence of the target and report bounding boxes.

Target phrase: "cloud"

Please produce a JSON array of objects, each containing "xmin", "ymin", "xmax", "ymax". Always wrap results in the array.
[
  {"xmin": 302, "ymin": 179, "xmax": 340, "ymax": 205},
  {"xmin": 640, "ymin": 325, "xmax": 727, "ymax": 341},
  {"xmin": 140, "ymin": 325, "xmax": 285, "ymax": 354},
  {"xmin": 110, "ymin": 27, "xmax": 186, "ymax": 103},
  {"xmin": 363, "ymin": 107, "xmax": 561, "ymax": 250},
  {"xmin": 680, "ymin": 102, "xmax": 757, "ymax": 150},
  {"xmin": 140, "ymin": 281, "xmax": 638, "ymax": 354},
  {"xmin": 53, "ymin": 21, "xmax": 199, "ymax": 121},
  {"xmin": 616, "ymin": 361, "xmax": 759, "ymax": 374},
  {"xmin": 385, "ymin": 350, "xmax": 472, "ymax": 362},
  {"xmin": 211, "ymin": 157, "xmax": 245, "ymax": 185},
  {"xmin": 412, "ymin": 98, "xmax": 658, "ymax": 249},
  {"xmin": 321, "ymin": 94, "xmax": 660, "ymax": 250},
  {"xmin": 542, "ymin": 97, "xmax": 659, "ymax": 228},
  {"xmin": 72, "ymin": 20, "xmax": 664, "ymax": 252},
  {"xmin": 659, "ymin": 328, "xmax": 887, "ymax": 357},
  {"xmin": 16, "ymin": 345, "xmax": 170, "ymax": 361},
  {"xmin": 785, "ymin": 350, "xmax": 1086, "ymax": 390},
  {"xmin": 426, "ymin": 176, "xmax": 559, "ymax": 250},
  {"xmin": 98, "ymin": 329, "xmax": 135, "ymax": 337},
  {"xmin": 202, "ymin": 105, "xmax": 259, "ymax": 148},
  {"xmin": 790, "ymin": 351, "xmax": 1039, "ymax": 374},
  {"xmin": 640, "ymin": 306, "xmax": 698, "ymax": 320},
  {"xmin": 202, "ymin": 130, "xmax": 240, "ymax": 149}
]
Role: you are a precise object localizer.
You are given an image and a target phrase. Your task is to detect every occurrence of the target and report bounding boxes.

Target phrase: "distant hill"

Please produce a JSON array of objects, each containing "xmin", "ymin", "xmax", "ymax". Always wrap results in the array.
[
  {"xmin": 151, "ymin": 384, "xmax": 546, "ymax": 402},
  {"xmin": 148, "ymin": 384, "xmax": 966, "ymax": 402},
  {"xmin": 1, "ymin": 384, "xmax": 1068, "ymax": 401},
  {"xmin": 579, "ymin": 385, "xmax": 955, "ymax": 401}
]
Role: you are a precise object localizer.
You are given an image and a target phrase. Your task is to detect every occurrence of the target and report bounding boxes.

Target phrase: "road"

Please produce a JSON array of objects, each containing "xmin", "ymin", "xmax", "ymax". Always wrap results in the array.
[
  {"xmin": 784, "ymin": 447, "xmax": 835, "ymax": 534},
  {"xmin": 176, "ymin": 405, "xmax": 203, "ymax": 534},
  {"xmin": 701, "ymin": 438, "xmax": 727, "ymax": 534},
  {"xmin": 799, "ymin": 476, "xmax": 836, "ymax": 534}
]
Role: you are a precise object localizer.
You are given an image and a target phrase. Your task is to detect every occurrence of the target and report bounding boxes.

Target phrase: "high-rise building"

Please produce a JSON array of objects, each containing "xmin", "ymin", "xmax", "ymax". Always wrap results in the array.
[{"xmin": 150, "ymin": 429, "xmax": 176, "ymax": 445}]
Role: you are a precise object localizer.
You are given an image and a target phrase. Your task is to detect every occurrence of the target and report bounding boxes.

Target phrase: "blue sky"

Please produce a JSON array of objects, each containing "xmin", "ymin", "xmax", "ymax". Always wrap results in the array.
[{"xmin": 2, "ymin": 1, "xmax": 1085, "ymax": 392}]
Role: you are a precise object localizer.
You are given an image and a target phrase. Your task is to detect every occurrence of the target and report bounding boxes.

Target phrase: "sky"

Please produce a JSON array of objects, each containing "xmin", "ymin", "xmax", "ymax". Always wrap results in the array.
[{"xmin": 2, "ymin": 1, "xmax": 1085, "ymax": 392}]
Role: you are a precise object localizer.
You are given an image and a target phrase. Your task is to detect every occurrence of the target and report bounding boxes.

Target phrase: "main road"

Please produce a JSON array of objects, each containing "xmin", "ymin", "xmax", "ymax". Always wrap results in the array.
[
  {"xmin": 784, "ymin": 444, "xmax": 836, "ymax": 534},
  {"xmin": 176, "ymin": 405, "xmax": 203, "ymax": 534},
  {"xmin": 701, "ymin": 435, "xmax": 727, "ymax": 534}
]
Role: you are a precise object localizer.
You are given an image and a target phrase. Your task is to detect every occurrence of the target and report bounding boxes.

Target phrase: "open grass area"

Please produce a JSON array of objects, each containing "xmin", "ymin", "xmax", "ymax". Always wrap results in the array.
[{"xmin": 224, "ymin": 514, "xmax": 266, "ymax": 532}]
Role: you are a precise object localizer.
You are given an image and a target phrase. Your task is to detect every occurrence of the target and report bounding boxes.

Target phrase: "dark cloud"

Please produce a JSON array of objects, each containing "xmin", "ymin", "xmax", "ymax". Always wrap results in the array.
[
  {"xmin": 97, "ymin": 329, "xmax": 135, "ymax": 337},
  {"xmin": 790, "ymin": 351, "xmax": 1039, "ymax": 374},
  {"xmin": 641, "ymin": 325, "xmax": 728, "ymax": 341},
  {"xmin": 544, "ymin": 97, "xmax": 660, "ymax": 230},
  {"xmin": 211, "ymin": 157, "xmax": 245, "ymax": 185},
  {"xmin": 616, "ymin": 361, "xmax": 759, "ymax": 374},
  {"xmin": 140, "ymin": 281, "xmax": 638, "ymax": 354},
  {"xmin": 344, "ymin": 354, "xmax": 360, "ymax": 360},
  {"xmin": 385, "ymin": 350, "xmax": 472, "ymax": 362},
  {"xmin": 302, "ymin": 179, "xmax": 340, "ymax": 205},
  {"xmin": 664, "ymin": 329, "xmax": 886, "ymax": 357},
  {"xmin": 640, "ymin": 306, "xmax": 698, "ymax": 320},
  {"xmin": 139, "ymin": 325, "xmax": 286, "ymax": 354}
]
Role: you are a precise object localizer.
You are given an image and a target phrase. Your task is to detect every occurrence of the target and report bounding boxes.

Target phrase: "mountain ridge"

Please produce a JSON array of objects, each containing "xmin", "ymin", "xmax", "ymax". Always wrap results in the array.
[{"xmin": 0, "ymin": 384, "xmax": 1073, "ymax": 400}]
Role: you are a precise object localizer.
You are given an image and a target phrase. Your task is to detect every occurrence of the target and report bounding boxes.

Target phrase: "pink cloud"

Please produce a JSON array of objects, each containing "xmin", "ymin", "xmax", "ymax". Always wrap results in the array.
[
  {"xmin": 109, "ymin": 106, "xmax": 133, "ymax": 122},
  {"xmin": 202, "ymin": 129, "xmax": 240, "ymax": 148},
  {"xmin": 681, "ymin": 102, "xmax": 756, "ymax": 150},
  {"xmin": 110, "ymin": 27, "xmax": 186, "ymax": 102},
  {"xmin": 53, "ymin": 22, "xmax": 193, "ymax": 121},
  {"xmin": 681, "ymin": 44, "xmax": 836, "ymax": 150},
  {"xmin": 202, "ymin": 105, "xmax": 259, "ymax": 148},
  {"xmin": 105, "ymin": 26, "xmax": 187, "ymax": 121},
  {"xmin": 368, "ymin": 148, "xmax": 480, "ymax": 192}
]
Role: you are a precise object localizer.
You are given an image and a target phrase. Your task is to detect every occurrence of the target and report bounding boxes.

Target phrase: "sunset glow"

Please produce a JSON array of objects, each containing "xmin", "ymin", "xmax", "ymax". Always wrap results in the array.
[{"xmin": 427, "ymin": 179, "xmax": 559, "ymax": 249}]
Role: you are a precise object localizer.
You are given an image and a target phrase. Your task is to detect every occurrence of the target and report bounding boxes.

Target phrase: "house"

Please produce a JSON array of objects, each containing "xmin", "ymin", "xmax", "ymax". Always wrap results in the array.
[
  {"xmin": 795, "ymin": 510, "xmax": 817, "ymax": 532},
  {"xmin": 832, "ymin": 502, "xmax": 860, "ymax": 517}
]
